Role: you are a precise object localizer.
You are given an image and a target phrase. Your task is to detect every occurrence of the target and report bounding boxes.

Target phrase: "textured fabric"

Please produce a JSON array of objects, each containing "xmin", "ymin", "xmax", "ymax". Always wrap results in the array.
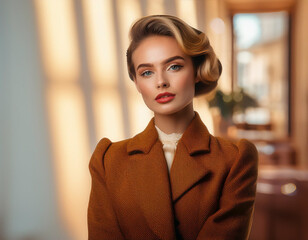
[
  {"xmin": 88, "ymin": 112, "xmax": 258, "ymax": 240},
  {"xmin": 155, "ymin": 125, "xmax": 183, "ymax": 171}
]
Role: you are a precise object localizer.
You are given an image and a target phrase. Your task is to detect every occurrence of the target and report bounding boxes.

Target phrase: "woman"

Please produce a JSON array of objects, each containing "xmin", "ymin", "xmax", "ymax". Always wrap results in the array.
[{"xmin": 88, "ymin": 15, "xmax": 258, "ymax": 240}]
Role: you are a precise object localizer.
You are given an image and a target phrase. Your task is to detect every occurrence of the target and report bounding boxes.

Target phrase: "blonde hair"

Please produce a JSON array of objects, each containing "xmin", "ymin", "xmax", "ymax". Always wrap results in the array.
[{"xmin": 126, "ymin": 15, "xmax": 222, "ymax": 96}]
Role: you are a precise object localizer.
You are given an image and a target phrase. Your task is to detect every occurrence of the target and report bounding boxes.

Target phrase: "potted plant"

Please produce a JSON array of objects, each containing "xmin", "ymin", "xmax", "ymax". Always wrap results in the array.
[{"xmin": 208, "ymin": 88, "xmax": 258, "ymax": 136}]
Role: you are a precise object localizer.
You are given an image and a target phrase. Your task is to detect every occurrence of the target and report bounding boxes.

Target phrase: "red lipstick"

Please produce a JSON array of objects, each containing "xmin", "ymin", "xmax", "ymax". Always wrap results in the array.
[{"xmin": 155, "ymin": 92, "xmax": 176, "ymax": 103}]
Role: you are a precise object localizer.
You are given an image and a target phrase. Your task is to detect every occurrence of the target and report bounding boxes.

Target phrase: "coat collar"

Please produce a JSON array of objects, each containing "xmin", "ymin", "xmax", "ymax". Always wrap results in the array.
[
  {"xmin": 180, "ymin": 112, "xmax": 211, "ymax": 155},
  {"xmin": 127, "ymin": 112, "xmax": 211, "ymax": 155},
  {"xmin": 127, "ymin": 118, "xmax": 158, "ymax": 154}
]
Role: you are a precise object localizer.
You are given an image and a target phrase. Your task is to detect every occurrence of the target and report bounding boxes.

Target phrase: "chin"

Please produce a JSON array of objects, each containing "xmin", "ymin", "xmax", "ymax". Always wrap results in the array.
[
  {"xmin": 152, "ymin": 106, "xmax": 188, "ymax": 116},
  {"xmin": 145, "ymin": 100, "xmax": 193, "ymax": 116}
]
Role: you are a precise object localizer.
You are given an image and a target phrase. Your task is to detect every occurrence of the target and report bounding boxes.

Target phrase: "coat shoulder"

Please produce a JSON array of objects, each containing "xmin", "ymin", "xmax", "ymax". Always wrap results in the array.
[
  {"xmin": 89, "ymin": 137, "xmax": 131, "ymax": 177},
  {"xmin": 93, "ymin": 137, "xmax": 131, "ymax": 156},
  {"xmin": 210, "ymin": 136, "xmax": 258, "ymax": 169}
]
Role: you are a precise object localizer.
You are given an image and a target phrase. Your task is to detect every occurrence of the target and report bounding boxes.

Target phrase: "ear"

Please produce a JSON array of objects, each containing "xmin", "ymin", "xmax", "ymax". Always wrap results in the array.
[{"xmin": 133, "ymin": 78, "xmax": 142, "ymax": 93}]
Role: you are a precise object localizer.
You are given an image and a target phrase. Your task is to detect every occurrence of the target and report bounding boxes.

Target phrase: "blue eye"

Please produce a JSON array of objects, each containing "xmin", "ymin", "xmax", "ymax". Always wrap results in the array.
[
  {"xmin": 141, "ymin": 70, "xmax": 153, "ymax": 77},
  {"xmin": 169, "ymin": 65, "xmax": 182, "ymax": 71}
]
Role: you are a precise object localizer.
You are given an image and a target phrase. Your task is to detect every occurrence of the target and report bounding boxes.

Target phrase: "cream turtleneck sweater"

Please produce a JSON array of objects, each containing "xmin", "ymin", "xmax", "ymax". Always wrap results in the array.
[{"xmin": 155, "ymin": 126, "xmax": 183, "ymax": 171}]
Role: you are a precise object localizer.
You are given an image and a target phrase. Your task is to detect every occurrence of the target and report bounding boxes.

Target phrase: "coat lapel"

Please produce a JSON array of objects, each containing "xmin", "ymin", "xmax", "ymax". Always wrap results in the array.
[
  {"xmin": 125, "ymin": 113, "xmax": 212, "ymax": 237},
  {"xmin": 169, "ymin": 112, "xmax": 212, "ymax": 202},
  {"xmin": 127, "ymin": 119, "xmax": 176, "ymax": 240}
]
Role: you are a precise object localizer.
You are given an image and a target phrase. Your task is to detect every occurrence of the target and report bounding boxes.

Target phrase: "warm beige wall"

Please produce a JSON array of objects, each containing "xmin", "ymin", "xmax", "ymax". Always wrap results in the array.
[
  {"xmin": 204, "ymin": 0, "xmax": 233, "ymax": 93},
  {"xmin": 292, "ymin": 0, "xmax": 308, "ymax": 168}
]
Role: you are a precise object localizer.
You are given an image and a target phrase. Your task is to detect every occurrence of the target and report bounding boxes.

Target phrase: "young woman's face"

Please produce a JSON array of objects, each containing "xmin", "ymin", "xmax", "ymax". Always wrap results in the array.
[{"xmin": 132, "ymin": 35, "xmax": 198, "ymax": 116}]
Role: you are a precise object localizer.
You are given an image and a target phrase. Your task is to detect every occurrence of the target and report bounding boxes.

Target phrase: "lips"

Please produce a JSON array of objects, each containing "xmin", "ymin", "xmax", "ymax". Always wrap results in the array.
[{"xmin": 155, "ymin": 92, "xmax": 176, "ymax": 103}]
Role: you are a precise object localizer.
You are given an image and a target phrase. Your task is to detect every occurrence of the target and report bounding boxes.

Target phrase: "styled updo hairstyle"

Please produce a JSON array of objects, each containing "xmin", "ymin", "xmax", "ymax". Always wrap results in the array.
[{"xmin": 126, "ymin": 15, "xmax": 222, "ymax": 96}]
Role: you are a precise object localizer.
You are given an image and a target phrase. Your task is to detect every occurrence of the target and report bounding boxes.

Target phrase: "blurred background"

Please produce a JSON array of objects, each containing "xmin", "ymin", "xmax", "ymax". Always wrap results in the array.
[{"xmin": 0, "ymin": 0, "xmax": 307, "ymax": 239}]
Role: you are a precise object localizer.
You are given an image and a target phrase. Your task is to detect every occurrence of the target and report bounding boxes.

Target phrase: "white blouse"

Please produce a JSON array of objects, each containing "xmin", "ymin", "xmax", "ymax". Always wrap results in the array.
[{"xmin": 155, "ymin": 126, "xmax": 183, "ymax": 171}]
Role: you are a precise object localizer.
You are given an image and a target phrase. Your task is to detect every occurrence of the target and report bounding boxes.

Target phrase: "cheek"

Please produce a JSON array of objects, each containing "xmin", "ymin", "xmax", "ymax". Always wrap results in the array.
[
  {"xmin": 136, "ymin": 82, "xmax": 152, "ymax": 99},
  {"xmin": 178, "ymin": 73, "xmax": 195, "ymax": 90},
  {"xmin": 175, "ymin": 73, "xmax": 196, "ymax": 99}
]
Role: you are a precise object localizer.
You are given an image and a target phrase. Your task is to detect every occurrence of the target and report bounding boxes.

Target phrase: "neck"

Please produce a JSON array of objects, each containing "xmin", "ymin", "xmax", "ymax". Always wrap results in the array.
[{"xmin": 154, "ymin": 103, "xmax": 195, "ymax": 134}]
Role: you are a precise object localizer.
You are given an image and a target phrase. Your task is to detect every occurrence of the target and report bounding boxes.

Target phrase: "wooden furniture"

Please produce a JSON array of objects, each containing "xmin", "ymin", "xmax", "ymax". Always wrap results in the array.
[{"xmin": 249, "ymin": 167, "xmax": 308, "ymax": 240}]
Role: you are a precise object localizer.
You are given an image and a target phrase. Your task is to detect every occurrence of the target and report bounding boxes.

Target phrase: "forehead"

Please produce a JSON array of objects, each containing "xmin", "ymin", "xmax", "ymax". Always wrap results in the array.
[{"xmin": 132, "ymin": 35, "xmax": 187, "ymax": 66}]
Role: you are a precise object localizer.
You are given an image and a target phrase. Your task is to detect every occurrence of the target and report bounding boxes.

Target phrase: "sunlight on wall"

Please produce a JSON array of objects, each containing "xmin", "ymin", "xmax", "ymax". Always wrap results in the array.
[
  {"xmin": 82, "ymin": 0, "xmax": 125, "ymax": 141},
  {"xmin": 34, "ymin": 1, "xmax": 90, "ymax": 239},
  {"xmin": 82, "ymin": 0, "xmax": 118, "ymax": 85},
  {"xmin": 47, "ymin": 86, "xmax": 91, "ymax": 240},
  {"xmin": 146, "ymin": 0, "xmax": 165, "ymax": 15},
  {"xmin": 34, "ymin": 0, "xmax": 80, "ymax": 82},
  {"xmin": 175, "ymin": 0, "xmax": 197, "ymax": 27},
  {"xmin": 93, "ymin": 89, "xmax": 125, "ymax": 142},
  {"xmin": 117, "ymin": 0, "xmax": 142, "ymax": 50},
  {"xmin": 205, "ymin": 0, "xmax": 232, "ymax": 93}
]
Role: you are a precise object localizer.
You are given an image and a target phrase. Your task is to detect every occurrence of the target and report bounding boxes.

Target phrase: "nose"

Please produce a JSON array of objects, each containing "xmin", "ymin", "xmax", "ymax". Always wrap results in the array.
[{"xmin": 156, "ymin": 72, "xmax": 170, "ymax": 89}]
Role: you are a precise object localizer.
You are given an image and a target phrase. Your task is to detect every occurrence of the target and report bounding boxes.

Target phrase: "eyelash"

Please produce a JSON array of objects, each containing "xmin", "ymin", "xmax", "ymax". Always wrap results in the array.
[
  {"xmin": 168, "ymin": 64, "xmax": 183, "ymax": 71},
  {"xmin": 139, "ymin": 64, "xmax": 183, "ymax": 77},
  {"xmin": 140, "ymin": 70, "xmax": 153, "ymax": 77}
]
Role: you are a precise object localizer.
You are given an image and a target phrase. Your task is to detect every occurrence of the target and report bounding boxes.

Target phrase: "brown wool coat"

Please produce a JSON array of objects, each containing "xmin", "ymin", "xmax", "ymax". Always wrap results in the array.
[{"xmin": 88, "ymin": 112, "xmax": 258, "ymax": 240}]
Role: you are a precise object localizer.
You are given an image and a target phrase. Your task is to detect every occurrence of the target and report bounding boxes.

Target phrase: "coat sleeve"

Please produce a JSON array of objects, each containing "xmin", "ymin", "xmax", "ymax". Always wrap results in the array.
[
  {"xmin": 197, "ymin": 139, "xmax": 258, "ymax": 240},
  {"xmin": 87, "ymin": 138, "xmax": 125, "ymax": 240}
]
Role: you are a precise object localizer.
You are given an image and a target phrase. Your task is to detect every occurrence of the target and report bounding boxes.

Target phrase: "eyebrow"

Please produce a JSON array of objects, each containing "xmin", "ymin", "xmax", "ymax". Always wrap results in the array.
[{"xmin": 136, "ymin": 55, "xmax": 185, "ymax": 71}]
